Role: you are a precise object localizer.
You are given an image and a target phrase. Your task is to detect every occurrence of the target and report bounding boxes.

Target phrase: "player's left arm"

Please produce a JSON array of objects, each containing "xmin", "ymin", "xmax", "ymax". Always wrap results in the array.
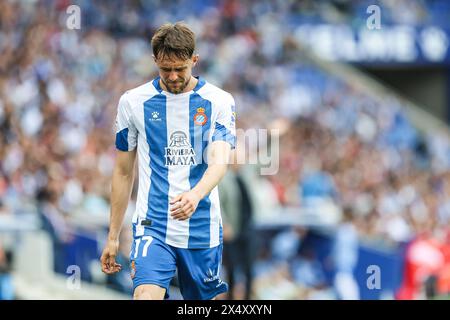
[
  {"xmin": 171, "ymin": 93, "xmax": 236, "ymax": 220},
  {"xmin": 170, "ymin": 140, "xmax": 231, "ymax": 220}
]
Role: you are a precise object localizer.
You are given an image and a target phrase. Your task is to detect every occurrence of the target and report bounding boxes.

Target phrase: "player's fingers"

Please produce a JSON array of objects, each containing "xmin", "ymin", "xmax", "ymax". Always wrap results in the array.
[
  {"xmin": 176, "ymin": 206, "xmax": 193, "ymax": 220},
  {"xmin": 100, "ymin": 252, "xmax": 106, "ymax": 265},
  {"xmin": 178, "ymin": 212, "xmax": 191, "ymax": 221},
  {"xmin": 172, "ymin": 207, "xmax": 190, "ymax": 219},
  {"xmin": 112, "ymin": 263, "xmax": 122, "ymax": 273},
  {"xmin": 102, "ymin": 263, "xmax": 112, "ymax": 274},
  {"xmin": 174, "ymin": 202, "xmax": 190, "ymax": 214},
  {"xmin": 170, "ymin": 204, "xmax": 182, "ymax": 214},
  {"xmin": 170, "ymin": 194, "xmax": 183, "ymax": 205},
  {"xmin": 170, "ymin": 208, "xmax": 182, "ymax": 215},
  {"xmin": 170, "ymin": 200, "xmax": 185, "ymax": 212},
  {"xmin": 100, "ymin": 252, "xmax": 110, "ymax": 272},
  {"xmin": 181, "ymin": 203, "xmax": 192, "ymax": 213},
  {"xmin": 171, "ymin": 211, "xmax": 184, "ymax": 219},
  {"xmin": 108, "ymin": 255, "xmax": 116, "ymax": 269},
  {"xmin": 106, "ymin": 264, "xmax": 120, "ymax": 274},
  {"xmin": 170, "ymin": 201, "xmax": 179, "ymax": 208},
  {"xmin": 171, "ymin": 199, "xmax": 188, "ymax": 214}
]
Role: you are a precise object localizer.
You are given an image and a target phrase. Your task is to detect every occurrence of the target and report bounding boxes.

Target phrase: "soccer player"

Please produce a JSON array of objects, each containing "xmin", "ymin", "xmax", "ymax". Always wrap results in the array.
[{"xmin": 100, "ymin": 22, "xmax": 236, "ymax": 300}]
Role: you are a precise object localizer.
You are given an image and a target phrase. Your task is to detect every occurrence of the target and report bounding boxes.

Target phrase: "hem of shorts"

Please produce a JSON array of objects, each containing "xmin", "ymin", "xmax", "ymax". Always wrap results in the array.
[{"xmin": 200, "ymin": 285, "xmax": 229, "ymax": 301}]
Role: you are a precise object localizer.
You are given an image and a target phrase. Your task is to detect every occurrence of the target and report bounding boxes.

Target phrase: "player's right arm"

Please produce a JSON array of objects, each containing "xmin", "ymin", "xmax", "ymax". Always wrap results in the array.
[
  {"xmin": 101, "ymin": 149, "xmax": 137, "ymax": 274},
  {"xmin": 101, "ymin": 93, "xmax": 138, "ymax": 274}
]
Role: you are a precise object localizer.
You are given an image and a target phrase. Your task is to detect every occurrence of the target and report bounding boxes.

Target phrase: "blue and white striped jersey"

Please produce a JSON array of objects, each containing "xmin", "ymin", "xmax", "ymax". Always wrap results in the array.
[{"xmin": 115, "ymin": 77, "xmax": 236, "ymax": 249}]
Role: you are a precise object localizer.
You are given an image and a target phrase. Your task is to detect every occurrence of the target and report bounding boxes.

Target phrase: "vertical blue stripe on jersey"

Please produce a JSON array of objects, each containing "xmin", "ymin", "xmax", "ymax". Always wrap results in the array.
[
  {"xmin": 143, "ymin": 94, "xmax": 169, "ymax": 242},
  {"xmin": 115, "ymin": 128, "xmax": 129, "ymax": 151},
  {"xmin": 188, "ymin": 92, "xmax": 212, "ymax": 247}
]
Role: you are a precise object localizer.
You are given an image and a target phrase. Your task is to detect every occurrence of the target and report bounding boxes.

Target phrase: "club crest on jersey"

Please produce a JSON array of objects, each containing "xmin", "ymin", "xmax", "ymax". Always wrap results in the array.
[
  {"xmin": 194, "ymin": 107, "xmax": 207, "ymax": 126},
  {"xmin": 165, "ymin": 131, "xmax": 197, "ymax": 166}
]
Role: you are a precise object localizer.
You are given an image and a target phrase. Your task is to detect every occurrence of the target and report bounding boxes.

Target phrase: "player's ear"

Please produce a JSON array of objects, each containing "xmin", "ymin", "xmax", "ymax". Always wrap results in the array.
[{"xmin": 192, "ymin": 54, "xmax": 199, "ymax": 66}]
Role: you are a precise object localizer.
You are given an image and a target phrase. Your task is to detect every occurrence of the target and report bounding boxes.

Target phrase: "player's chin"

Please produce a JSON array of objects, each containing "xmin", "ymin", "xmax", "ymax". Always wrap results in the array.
[
  {"xmin": 169, "ymin": 87, "xmax": 183, "ymax": 94},
  {"xmin": 169, "ymin": 83, "xmax": 186, "ymax": 93}
]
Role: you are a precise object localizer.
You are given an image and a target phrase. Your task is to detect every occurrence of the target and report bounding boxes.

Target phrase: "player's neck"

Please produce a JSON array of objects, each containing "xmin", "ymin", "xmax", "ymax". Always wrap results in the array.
[{"xmin": 183, "ymin": 76, "xmax": 198, "ymax": 93}]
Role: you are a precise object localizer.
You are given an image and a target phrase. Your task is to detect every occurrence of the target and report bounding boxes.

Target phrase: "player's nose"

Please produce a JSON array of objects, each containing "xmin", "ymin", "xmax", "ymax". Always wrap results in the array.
[{"xmin": 168, "ymin": 71, "xmax": 179, "ymax": 82}]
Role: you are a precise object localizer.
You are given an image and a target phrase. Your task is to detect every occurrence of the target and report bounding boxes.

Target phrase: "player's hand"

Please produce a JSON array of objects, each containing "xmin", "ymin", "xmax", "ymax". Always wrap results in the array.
[
  {"xmin": 100, "ymin": 239, "xmax": 122, "ymax": 274},
  {"xmin": 170, "ymin": 190, "xmax": 201, "ymax": 220}
]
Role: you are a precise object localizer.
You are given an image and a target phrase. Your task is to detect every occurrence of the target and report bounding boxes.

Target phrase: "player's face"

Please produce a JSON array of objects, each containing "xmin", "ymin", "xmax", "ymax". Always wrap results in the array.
[{"xmin": 155, "ymin": 55, "xmax": 198, "ymax": 94}]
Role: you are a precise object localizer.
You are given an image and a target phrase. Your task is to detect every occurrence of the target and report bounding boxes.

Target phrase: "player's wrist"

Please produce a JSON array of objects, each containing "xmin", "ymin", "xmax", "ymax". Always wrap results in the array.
[
  {"xmin": 107, "ymin": 234, "xmax": 120, "ymax": 242},
  {"xmin": 191, "ymin": 187, "xmax": 204, "ymax": 200}
]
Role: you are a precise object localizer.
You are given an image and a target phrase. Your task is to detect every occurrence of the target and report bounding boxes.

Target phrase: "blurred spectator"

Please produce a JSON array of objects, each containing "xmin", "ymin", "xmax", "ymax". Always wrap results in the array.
[
  {"xmin": 290, "ymin": 245, "xmax": 334, "ymax": 299},
  {"xmin": 271, "ymin": 227, "xmax": 305, "ymax": 262},
  {"xmin": 396, "ymin": 231, "xmax": 445, "ymax": 300},
  {"xmin": 219, "ymin": 151, "xmax": 259, "ymax": 300},
  {"xmin": 36, "ymin": 187, "xmax": 73, "ymax": 274},
  {"xmin": 0, "ymin": 243, "xmax": 13, "ymax": 300},
  {"xmin": 331, "ymin": 207, "xmax": 360, "ymax": 300}
]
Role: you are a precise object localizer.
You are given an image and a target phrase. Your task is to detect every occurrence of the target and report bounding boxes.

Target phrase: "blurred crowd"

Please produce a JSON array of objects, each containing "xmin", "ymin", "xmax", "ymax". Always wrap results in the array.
[
  {"xmin": 336, "ymin": 0, "xmax": 450, "ymax": 27},
  {"xmin": 1, "ymin": 0, "xmax": 450, "ymax": 300}
]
